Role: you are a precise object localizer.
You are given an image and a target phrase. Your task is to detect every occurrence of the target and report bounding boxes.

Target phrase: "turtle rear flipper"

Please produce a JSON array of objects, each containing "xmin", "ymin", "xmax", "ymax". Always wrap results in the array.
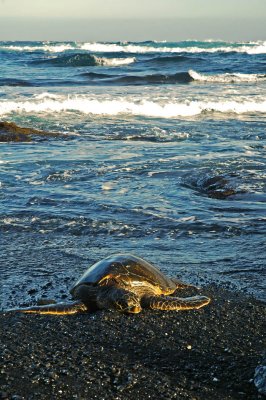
[
  {"xmin": 141, "ymin": 295, "xmax": 210, "ymax": 311},
  {"xmin": 5, "ymin": 301, "xmax": 88, "ymax": 315}
]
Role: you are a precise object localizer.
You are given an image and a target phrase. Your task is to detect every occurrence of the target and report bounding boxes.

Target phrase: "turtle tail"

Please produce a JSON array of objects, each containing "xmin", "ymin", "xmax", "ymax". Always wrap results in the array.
[
  {"xmin": 141, "ymin": 295, "xmax": 211, "ymax": 311},
  {"xmin": 5, "ymin": 301, "xmax": 88, "ymax": 315}
]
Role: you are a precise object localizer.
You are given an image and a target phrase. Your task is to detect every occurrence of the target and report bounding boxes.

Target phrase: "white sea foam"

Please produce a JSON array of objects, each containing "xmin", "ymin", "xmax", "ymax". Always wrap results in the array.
[
  {"xmin": 246, "ymin": 42, "xmax": 266, "ymax": 54},
  {"xmin": 93, "ymin": 56, "xmax": 136, "ymax": 66},
  {"xmin": 0, "ymin": 96, "xmax": 265, "ymax": 118},
  {"xmin": 81, "ymin": 41, "xmax": 266, "ymax": 54},
  {"xmin": 34, "ymin": 92, "xmax": 62, "ymax": 100},
  {"xmin": 1, "ymin": 44, "xmax": 73, "ymax": 53},
  {"xmin": 189, "ymin": 69, "xmax": 266, "ymax": 83}
]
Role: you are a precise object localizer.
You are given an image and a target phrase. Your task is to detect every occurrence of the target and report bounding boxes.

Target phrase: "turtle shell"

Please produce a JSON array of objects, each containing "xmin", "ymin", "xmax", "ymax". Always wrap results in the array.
[{"xmin": 70, "ymin": 253, "xmax": 176, "ymax": 293}]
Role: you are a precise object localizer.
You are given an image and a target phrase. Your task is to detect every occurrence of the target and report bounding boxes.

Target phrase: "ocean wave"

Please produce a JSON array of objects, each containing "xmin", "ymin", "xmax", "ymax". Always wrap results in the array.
[
  {"xmin": 0, "ymin": 78, "xmax": 33, "ymax": 87},
  {"xmin": 80, "ymin": 72, "xmax": 112, "ymax": 80},
  {"xmin": 100, "ymin": 57, "xmax": 136, "ymax": 66},
  {"xmin": 3, "ymin": 70, "xmax": 263, "ymax": 88},
  {"xmin": 80, "ymin": 41, "xmax": 266, "ymax": 55},
  {"xmin": 0, "ymin": 43, "xmax": 74, "ymax": 53},
  {"xmin": 1, "ymin": 40, "xmax": 265, "ymax": 55},
  {"xmin": 0, "ymin": 78, "xmax": 88, "ymax": 87},
  {"xmin": 81, "ymin": 69, "xmax": 266, "ymax": 85},
  {"xmin": 32, "ymin": 53, "xmax": 136, "ymax": 67},
  {"xmin": 145, "ymin": 54, "xmax": 195, "ymax": 64},
  {"xmin": 81, "ymin": 71, "xmax": 193, "ymax": 84},
  {"xmin": 0, "ymin": 96, "xmax": 265, "ymax": 118},
  {"xmin": 114, "ymin": 72, "xmax": 193, "ymax": 84},
  {"xmin": 189, "ymin": 70, "xmax": 266, "ymax": 83}
]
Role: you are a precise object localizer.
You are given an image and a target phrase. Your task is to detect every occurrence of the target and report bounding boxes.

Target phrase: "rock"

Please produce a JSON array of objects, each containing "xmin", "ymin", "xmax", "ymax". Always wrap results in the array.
[
  {"xmin": 0, "ymin": 121, "xmax": 61, "ymax": 142},
  {"xmin": 254, "ymin": 356, "xmax": 266, "ymax": 395},
  {"xmin": 183, "ymin": 173, "xmax": 240, "ymax": 200},
  {"xmin": 200, "ymin": 175, "xmax": 237, "ymax": 199}
]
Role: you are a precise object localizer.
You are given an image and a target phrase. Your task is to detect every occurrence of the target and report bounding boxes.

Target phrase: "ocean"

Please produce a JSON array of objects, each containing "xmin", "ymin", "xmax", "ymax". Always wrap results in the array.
[{"xmin": 0, "ymin": 40, "xmax": 265, "ymax": 309}]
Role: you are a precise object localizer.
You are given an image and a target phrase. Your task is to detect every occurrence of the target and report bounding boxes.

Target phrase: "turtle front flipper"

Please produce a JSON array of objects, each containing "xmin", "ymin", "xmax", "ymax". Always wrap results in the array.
[
  {"xmin": 141, "ymin": 295, "xmax": 210, "ymax": 311},
  {"xmin": 5, "ymin": 301, "xmax": 88, "ymax": 315}
]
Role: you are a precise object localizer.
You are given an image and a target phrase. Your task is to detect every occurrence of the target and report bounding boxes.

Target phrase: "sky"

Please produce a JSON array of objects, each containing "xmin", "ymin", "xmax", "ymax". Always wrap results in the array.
[{"xmin": 0, "ymin": 0, "xmax": 265, "ymax": 41}]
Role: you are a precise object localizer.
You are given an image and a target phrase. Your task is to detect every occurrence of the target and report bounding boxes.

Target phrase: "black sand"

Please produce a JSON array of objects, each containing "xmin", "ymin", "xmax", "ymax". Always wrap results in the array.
[{"xmin": 0, "ymin": 285, "xmax": 265, "ymax": 400}]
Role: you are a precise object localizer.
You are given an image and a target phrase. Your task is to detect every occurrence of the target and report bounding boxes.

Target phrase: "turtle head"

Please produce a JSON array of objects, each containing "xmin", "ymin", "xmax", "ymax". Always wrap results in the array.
[
  {"xmin": 114, "ymin": 292, "xmax": 142, "ymax": 314},
  {"xmin": 95, "ymin": 286, "xmax": 141, "ymax": 313}
]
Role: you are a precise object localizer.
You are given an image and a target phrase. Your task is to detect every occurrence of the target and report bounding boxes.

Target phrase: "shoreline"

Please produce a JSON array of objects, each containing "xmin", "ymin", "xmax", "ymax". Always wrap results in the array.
[{"xmin": 1, "ymin": 284, "xmax": 265, "ymax": 400}]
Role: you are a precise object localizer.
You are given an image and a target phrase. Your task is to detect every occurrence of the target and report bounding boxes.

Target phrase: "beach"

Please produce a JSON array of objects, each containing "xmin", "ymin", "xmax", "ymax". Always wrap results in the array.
[
  {"xmin": 1, "ymin": 284, "xmax": 265, "ymax": 400},
  {"xmin": 0, "ymin": 39, "xmax": 265, "ymax": 399}
]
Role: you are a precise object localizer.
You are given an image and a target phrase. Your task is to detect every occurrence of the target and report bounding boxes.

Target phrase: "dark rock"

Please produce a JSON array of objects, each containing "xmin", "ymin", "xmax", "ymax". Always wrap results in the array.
[
  {"xmin": 0, "ymin": 121, "xmax": 61, "ymax": 142},
  {"xmin": 207, "ymin": 188, "xmax": 237, "ymax": 199},
  {"xmin": 200, "ymin": 175, "xmax": 237, "ymax": 199},
  {"xmin": 254, "ymin": 356, "xmax": 266, "ymax": 395},
  {"xmin": 183, "ymin": 173, "xmax": 242, "ymax": 200}
]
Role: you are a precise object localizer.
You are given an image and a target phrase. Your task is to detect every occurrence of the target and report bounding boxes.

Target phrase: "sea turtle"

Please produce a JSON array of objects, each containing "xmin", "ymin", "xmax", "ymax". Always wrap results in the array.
[{"xmin": 7, "ymin": 254, "xmax": 210, "ymax": 315}]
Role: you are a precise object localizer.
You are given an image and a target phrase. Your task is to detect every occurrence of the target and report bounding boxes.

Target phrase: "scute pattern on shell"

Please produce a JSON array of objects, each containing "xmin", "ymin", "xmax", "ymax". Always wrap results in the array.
[{"xmin": 70, "ymin": 254, "xmax": 176, "ymax": 295}]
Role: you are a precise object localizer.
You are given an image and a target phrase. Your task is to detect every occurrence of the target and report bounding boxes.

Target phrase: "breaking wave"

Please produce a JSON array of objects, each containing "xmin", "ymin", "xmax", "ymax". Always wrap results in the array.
[
  {"xmin": 1, "ymin": 44, "xmax": 74, "ymax": 53},
  {"xmin": 0, "ymin": 96, "xmax": 265, "ymax": 118},
  {"xmin": 80, "ymin": 41, "xmax": 266, "ymax": 55},
  {"xmin": 189, "ymin": 69, "xmax": 266, "ymax": 83},
  {"xmin": 32, "ymin": 53, "xmax": 136, "ymax": 67},
  {"xmin": 81, "ymin": 70, "xmax": 266, "ymax": 85},
  {"xmin": 1, "ymin": 40, "xmax": 265, "ymax": 55}
]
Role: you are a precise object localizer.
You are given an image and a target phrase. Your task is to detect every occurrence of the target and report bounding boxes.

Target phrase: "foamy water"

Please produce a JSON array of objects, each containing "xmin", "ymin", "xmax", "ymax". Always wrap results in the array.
[
  {"xmin": 93, "ymin": 56, "xmax": 136, "ymax": 66},
  {"xmin": 81, "ymin": 41, "xmax": 266, "ymax": 54},
  {"xmin": 0, "ymin": 96, "xmax": 265, "ymax": 118},
  {"xmin": 189, "ymin": 69, "xmax": 266, "ymax": 83}
]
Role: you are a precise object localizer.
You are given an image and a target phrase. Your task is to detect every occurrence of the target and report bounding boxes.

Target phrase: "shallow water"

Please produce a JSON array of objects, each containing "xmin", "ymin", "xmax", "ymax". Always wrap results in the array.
[{"xmin": 0, "ymin": 40, "xmax": 265, "ymax": 308}]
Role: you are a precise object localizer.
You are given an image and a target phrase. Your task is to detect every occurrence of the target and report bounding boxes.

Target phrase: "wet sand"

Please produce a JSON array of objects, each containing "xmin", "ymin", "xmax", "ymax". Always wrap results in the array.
[{"xmin": 0, "ymin": 285, "xmax": 265, "ymax": 400}]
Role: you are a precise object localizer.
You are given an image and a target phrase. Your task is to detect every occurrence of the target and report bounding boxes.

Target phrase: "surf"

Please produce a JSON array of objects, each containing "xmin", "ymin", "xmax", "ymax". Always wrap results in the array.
[
  {"xmin": 189, "ymin": 70, "xmax": 266, "ymax": 83},
  {"xmin": 1, "ymin": 40, "xmax": 265, "ymax": 55},
  {"xmin": 1, "ymin": 96, "xmax": 265, "ymax": 118}
]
